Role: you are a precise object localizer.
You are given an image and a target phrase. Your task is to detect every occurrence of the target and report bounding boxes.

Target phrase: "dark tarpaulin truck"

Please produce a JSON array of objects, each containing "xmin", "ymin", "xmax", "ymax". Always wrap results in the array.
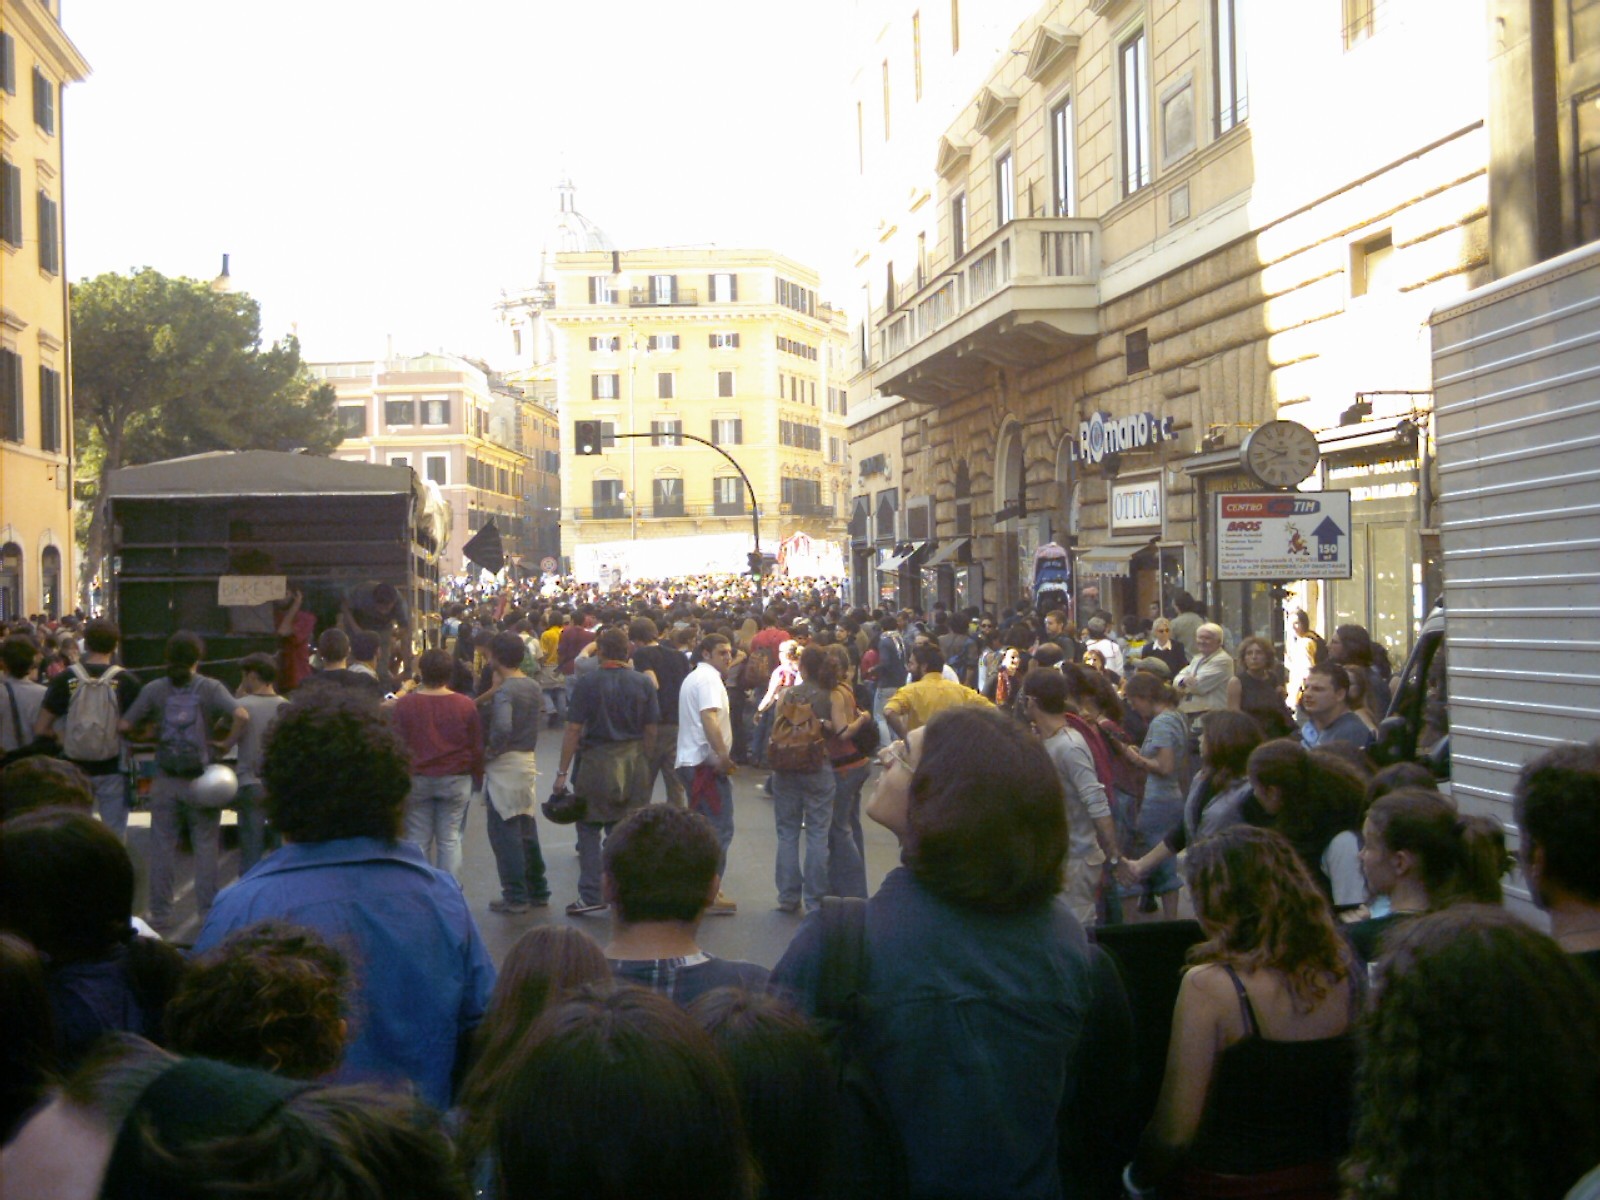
[{"xmin": 102, "ymin": 450, "xmax": 446, "ymax": 687}]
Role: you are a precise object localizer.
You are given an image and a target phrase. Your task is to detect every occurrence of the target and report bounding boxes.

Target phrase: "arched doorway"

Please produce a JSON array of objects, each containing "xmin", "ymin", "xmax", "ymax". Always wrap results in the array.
[
  {"xmin": 0, "ymin": 542, "xmax": 21, "ymax": 621},
  {"xmin": 41, "ymin": 545, "xmax": 62, "ymax": 619}
]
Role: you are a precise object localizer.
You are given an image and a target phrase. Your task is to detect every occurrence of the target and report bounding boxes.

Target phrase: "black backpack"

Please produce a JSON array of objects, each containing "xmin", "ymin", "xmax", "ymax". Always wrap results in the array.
[{"xmin": 816, "ymin": 897, "xmax": 910, "ymax": 1200}]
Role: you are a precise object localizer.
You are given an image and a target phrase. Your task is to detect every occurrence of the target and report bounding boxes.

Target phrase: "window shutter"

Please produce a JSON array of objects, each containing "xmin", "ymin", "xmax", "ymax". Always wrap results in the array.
[
  {"xmin": 707, "ymin": 273, "xmax": 716, "ymax": 300},
  {"xmin": 734, "ymin": 419, "xmax": 743, "ymax": 444},
  {"xmin": 729, "ymin": 275, "xmax": 738, "ymax": 302},
  {"xmin": 0, "ymin": 161, "xmax": 19, "ymax": 247},
  {"xmin": 591, "ymin": 374, "xmax": 599, "ymax": 399},
  {"xmin": 731, "ymin": 333, "xmax": 740, "ymax": 348},
  {"xmin": 588, "ymin": 276, "xmax": 598, "ymax": 303},
  {"xmin": 2, "ymin": 32, "xmax": 15, "ymax": 96},
  {"xmin": 0, "ymin": 349, "xmax": 18, "ymax": 441}
]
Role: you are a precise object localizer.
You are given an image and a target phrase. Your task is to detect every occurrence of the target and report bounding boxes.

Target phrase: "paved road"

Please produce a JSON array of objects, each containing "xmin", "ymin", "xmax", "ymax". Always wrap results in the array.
[{"xmin": 130, "ymin": 723, "xmax": 903, "ymax": 971}]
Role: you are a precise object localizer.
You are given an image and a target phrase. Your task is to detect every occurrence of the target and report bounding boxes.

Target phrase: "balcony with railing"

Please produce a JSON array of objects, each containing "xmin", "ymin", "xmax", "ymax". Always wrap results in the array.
[
  {"xmin": 872, "ymin": 217, "xmax": 1099, "ymax": 405},
  {"xmin": 627, "ymin": 286, "xmax": 700, "ymax": 308},
  {"xmin": 565, "ymin": 502, "xmax": 753, "ymax": 522}
]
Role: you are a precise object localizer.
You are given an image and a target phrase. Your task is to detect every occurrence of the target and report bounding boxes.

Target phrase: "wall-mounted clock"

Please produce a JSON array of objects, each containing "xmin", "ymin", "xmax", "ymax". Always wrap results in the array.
[{"xmin": 1241, "ymin": 420, "xmax": 1321, "ymax": 489}]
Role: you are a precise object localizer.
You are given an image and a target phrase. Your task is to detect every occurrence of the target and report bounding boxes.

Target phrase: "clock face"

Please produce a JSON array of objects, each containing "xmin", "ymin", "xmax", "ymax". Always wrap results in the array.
[{"xmin": 1243, "ymin": 421, "xmax": 1321, "ymax": 488}]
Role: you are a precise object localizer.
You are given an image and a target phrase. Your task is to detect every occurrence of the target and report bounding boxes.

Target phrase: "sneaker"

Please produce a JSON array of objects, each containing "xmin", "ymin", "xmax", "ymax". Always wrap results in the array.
[
  {"xmin": 775, "ymin": 899, "xmax": 800, "ymax": 914},
  {"xmin": 489, "ymin": 899, "xmax": 531, "ymax": 914},
  {"xmin": 707, "ymin": 892, "xmax": 738, "ymax": 916},
  {"xmin": 566, "ymin": 900, "xmax": 608, "ymax": 916},
  {"xmin": 528, "ymin": 895, "xmax": 551, "ymax": 908}
]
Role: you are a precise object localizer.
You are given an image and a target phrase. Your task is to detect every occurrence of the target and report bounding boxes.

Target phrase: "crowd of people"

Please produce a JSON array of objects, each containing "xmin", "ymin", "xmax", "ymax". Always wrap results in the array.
[{"xmin": 1, "ymin": 578, "xmax": 1599, "ymax": 1200}]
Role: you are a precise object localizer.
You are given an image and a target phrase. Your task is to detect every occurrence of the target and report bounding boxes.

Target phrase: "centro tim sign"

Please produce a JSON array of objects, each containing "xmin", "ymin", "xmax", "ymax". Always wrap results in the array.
[{"xmin": 1077, "ymin": 410, "xmax": 1178, "ymax": 464}]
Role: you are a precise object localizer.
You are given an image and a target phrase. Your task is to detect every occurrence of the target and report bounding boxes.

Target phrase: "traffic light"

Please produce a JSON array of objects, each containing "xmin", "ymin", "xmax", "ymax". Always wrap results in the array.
[{"xmin": 575, "ymin": 420, "xmax": 602, "ymax": 456}]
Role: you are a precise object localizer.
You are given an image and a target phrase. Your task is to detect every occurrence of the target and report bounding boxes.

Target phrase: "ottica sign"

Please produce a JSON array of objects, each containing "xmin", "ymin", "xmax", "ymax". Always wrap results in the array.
[
  {"xmin": 1077, "ymin": 411, "xmax": 1178, "ymax": 464},
  {"xmin": 1110, "ymin": 478, "xmax": 1163, "ymax": 533}
]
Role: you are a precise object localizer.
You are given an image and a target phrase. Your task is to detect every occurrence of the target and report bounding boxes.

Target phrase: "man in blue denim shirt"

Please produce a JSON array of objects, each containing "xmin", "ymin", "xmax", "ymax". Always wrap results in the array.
[{"xmin": 195, "ymin": 692, "xmax": 495, "ymax": 1108}]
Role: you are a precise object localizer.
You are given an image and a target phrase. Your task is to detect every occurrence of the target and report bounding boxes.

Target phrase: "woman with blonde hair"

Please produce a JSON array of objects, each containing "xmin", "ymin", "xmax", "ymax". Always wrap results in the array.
[{"xmin": 1125, "ymin": 826, "xmax": 1357, "ymax": 1199}]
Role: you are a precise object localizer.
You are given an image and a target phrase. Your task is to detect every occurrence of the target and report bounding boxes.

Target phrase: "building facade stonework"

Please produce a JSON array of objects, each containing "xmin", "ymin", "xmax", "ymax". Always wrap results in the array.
[{"xmin": 846, "ymin": 0, "xmax": 1490, "ymax": 657}]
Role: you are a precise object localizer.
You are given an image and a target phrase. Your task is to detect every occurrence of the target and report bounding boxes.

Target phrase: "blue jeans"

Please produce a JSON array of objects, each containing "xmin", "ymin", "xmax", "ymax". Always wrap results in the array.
[
  {"xmin": 232, "ymin": 782, "xmax": 270, "ymax": 873},
  {"xmin": 147, "ymin": 776, "xmax": 222, "ymax": 928},
  {"xmin": 486, "ymin": 805, "xmax": 549, "ymax": 904},
  {"xmin": 677, "ymin": 764, "xmax": 734, "ymax": 877},
  {"xmin": 828, "ymin": 763, "xmax": 871, "ymax": 898},
  {"xmin": 872, "ymin": 685, "xmax": 901, "ymax": 746},
  {"xmin": 90, "ymin": 771, "xmax": 130, "ymax": 841},
  {"xmin": 751, "ymin": 706, "xmax": 776, "ymax": 766},
  {"xmin": 773, "ymin": 765, "xmax": 836, "ymax": 912},
  {"xmin": 546, "ymin": 685, "xmax": 567, "ymax": 726},
  {"xmin": 402, "ymin": 774, "xmax": 473, "ymax": 877},
  {"xmin": 1136, "ymin": 795, "xmax": 1184, "ymax": 896}
]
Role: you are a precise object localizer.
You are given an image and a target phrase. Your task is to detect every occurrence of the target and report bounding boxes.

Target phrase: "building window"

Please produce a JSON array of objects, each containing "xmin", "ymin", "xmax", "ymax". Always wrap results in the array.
[
  {"xmin": 994, "ymin": 150, "xmax": 1015, "ymax": 227},
  {"xmin": 656, "ymin": 371, "xmax": 675, "ymax": 400},
  {"xmin": 589, "ymin": 335, "xmax": 621, "ymax": 352},
  {"xmin": 651, "ymin": 419, "xmax": 682, "ymax": 447},
  {"xmin": 1342, "ymin": 0, "xmax": 1376, "ymax": 48},
  {"xmin": 592, "ymin": 372, "xmax": 620, "ymax": 400},
  {"xmin": 587, "ymin": 276, "xmax": 617, "ymax": 304},
  {"xmin": 885, "ymin": 261, "xmax": 897, "ymax": 311},
  {"xmin": 710, "ymin": 332, "xmax": 740, "ymax": 349},
  {"xmin": 337, "ymin": 404, "xmax": 366, "ymax": 437},
  {"xmin": 650, "ymin": 274, "xmax": 678, "ymax": 304},
  {"xmin": 647, "ymin": 333, "xmax": 680, "ymax": 351},
  {"xmin": 498, "ymin": 466, "xmax": 510, "ymax": 494},
  {"xmin": 652, "ymin": 477, "xmax": 684, "ymax": 517},
  {"xmin": 424, "ymin": 455, "xmax": 448, "ymax": 486},
  {"xmin": 711, "ymin": 418, "xmax": 743, "ymax": 445},
  {"xmin": 716, "ymin": 370, "xmax": 735, "ymax": 398},
  {"xmin": 950, "ymin": 0, "xmax": 960, "ymax": 52},
  {"xmin": 1125, "ymin": 328, "xmax": 1151, "ymax": 375},
  {"xmin": 1575, "ymin": 82, "xmax": 1600, "ymax": 243},
  {"xmin": 1213, "ymin": 0, "xmax": 1248, "ymax": 135},
  {"xmin": 32, "ymin": 67, "xmax": 54, "ymax": 135},
  {"xmin": 951, "ymin": 191, "xmax": 967, "ymax": 258},
  {"xmin": 421, "ymin": 395, "xmax": 451, "ymax": 425},
  {"xmin": 592, "ymin": 478, "xmax": 625, "ymax": 517},
  {"xmin": 912, "ymin": 11, "xmax": 924, "ymax": 100},
  {"xmin": 1, "ymin": 32, "xmax": 15, "ymax": 96},
  {"xmin": 713, "ymin": 476, "xmax": 746, "ymax": 514},
  {"xmin": 389, "ymin": 455, "xmax": 409, "ymax": 469},
  {"xmin": 709, "ymin": 272, "xmax": 737, "ymax": 302},
  {"xmin": 1119, "ymin": 29, "xmax": 1151, "ymax": 196},
  {"xmin": 1051, "ymin": 97, "xmax": 1076, "ymax": 217},
  {"xmin": 782, "ymin": 477, "xmax": 823, "ymax": 510},
  {"xmin": 0, "ymin": 159, "xmax": 20, "ymax": 247},
  {"xmin": 1350, "ymin": 231, "xmax": 1396, "ymax": 297},
  {"xmin": 384, "ymin": 397, "xmax": 415, "ymax": 426},
  {"xmin": 36, "ymin": 192, "xmax": 59, "ymax": 275},
  {"xmin": 882, "ymin": 59, "xmax": 891, "ymax": 140},
  {"xmin": 0, "ymin": 348, "xmax": 22, "ymax": 442}
]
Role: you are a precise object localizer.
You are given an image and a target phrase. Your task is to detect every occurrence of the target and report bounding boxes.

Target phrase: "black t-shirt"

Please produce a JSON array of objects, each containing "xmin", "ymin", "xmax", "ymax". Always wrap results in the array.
[
  {"xmin": 567, "ymin": 665, "xmax": 660, "ymax": 748},
  {"xmin": 296, "ymin": 667, "xmax": 387, "ymax": 705},
  {"xmin": 41, "ymin": 663, "xmax": 143, "ymax": 774},
  {"xmin": 631, "ymin": 644, "xmax": 691, "ymax": 719}
]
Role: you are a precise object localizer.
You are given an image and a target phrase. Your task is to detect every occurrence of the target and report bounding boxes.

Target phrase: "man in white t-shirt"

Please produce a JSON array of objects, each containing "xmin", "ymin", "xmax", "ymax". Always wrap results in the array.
[
  {"xmin": 1083, "ymin": 617, "xmax": 1125, "ymax": 676},
  {"xmin": 675, "ymin": 634, "xmax": 738, "ymax": 915}
]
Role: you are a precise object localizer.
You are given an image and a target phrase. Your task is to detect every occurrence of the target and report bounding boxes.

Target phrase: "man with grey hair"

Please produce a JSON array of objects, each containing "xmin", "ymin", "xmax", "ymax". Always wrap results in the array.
[{"xmin": 1173, "ymin": 623, "xmax": 1233, "ymax": 731}]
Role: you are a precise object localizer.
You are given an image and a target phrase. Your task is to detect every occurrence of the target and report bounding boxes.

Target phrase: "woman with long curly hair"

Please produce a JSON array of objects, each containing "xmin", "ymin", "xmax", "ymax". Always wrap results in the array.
[
  {"xmin": 1126, "ymin": 826, "xmax": 1357, "ymax": 1200},
  {"xmin": 1246, "ymin": 740, "xmax": 1369, "ymax": 916},
  {"xmin": 1345, "ymin": 906, "xmax": 1600, "ymax": 1200}
]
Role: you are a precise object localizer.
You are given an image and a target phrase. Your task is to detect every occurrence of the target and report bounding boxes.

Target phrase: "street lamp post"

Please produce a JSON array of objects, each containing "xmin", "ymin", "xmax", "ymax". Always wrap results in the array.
[{"xmin": 603, "ymin": 431, "xmax": 764, "ymax": 609}]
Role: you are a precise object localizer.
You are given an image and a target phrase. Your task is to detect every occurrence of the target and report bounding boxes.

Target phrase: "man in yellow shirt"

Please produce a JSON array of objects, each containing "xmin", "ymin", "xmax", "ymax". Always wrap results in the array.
[
  {"xmin": 883, "ymin": 643, "xmax": 994, "ymax": 740},
  {"xmin": 540, "ymin": 609, "xmax": 569, "ymax": 728}
]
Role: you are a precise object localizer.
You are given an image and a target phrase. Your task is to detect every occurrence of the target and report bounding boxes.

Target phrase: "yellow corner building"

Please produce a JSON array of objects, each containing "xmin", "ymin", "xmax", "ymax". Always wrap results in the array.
[
  {"xmin": 0, "ymin": 0, "xmax": 88, "ymax": 619},
  {"xmin": 546, "ymin": 242, "xmax": 852, "ymax": 581}
]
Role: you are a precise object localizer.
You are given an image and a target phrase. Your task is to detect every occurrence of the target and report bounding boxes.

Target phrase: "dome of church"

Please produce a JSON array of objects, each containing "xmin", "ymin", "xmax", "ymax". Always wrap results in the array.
[{"xmin": 546, "ymin": 179, "xmax": 614, "ymax": 255}]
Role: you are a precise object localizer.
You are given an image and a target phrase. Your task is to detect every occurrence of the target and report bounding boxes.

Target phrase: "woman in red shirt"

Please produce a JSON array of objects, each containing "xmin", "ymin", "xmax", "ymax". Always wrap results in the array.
[{"xmin": 390, "ymin": 649, "xmax": 484, "ymax": 878}]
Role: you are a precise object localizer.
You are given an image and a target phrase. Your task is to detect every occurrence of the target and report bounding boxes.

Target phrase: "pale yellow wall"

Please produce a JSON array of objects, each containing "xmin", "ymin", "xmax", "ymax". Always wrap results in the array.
[
  {"xmin": 549, "ymin": 248, "xmax": 850, "ymax": 565},
  {"xmin": 0, "ymin": 0, "xmax": 89, "ymax": 617}
]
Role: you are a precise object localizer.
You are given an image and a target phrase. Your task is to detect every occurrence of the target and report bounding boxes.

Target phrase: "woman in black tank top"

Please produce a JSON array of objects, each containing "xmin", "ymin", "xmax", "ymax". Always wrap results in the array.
[{"xmin": 1126, "ymin": 826, "xmax": 1358, "ymax": 1200}]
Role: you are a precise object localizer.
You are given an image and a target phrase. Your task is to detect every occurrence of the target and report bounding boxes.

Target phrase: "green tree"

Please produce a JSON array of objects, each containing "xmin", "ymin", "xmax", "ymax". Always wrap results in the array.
[{"xmin": 70, "ymin": 268, "xmax": 343, "ymax": 586}]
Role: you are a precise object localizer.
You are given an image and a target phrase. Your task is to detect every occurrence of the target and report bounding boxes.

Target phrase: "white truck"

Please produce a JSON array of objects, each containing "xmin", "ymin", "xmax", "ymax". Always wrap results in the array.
[{"xmin": 1382, "ymin": 241, "xmax": 1600, "ymax": 877}]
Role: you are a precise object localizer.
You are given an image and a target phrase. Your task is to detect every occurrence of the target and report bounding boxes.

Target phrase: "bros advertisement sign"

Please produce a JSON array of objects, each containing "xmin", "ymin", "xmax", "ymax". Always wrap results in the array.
[{"xmin": 1214, "ymin": 492, "xmax": 1353, "ymax": 580}]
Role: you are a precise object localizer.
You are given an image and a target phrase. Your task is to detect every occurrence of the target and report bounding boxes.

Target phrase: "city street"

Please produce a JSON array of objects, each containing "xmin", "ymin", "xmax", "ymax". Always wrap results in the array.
[{"xmin": 128, "ymin": 723, "xmax": 903, "ymax": 971}]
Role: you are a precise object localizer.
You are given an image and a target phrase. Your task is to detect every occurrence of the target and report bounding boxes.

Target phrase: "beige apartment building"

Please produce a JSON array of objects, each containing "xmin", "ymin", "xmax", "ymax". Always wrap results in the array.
[
  {"xmin": 0, "ymin": 0, "xmax": 88, "ymax": 620},
  {"xmin": 844, "ymin": 0, "xmax": 1501, "ymax": 657},
  {"xmin": 543, "ymin": 245, "xmax": 851, "ymax": 581},
  {"xmin": 309, "ymin": 353, "xmax": 557, "ymax": 577}
]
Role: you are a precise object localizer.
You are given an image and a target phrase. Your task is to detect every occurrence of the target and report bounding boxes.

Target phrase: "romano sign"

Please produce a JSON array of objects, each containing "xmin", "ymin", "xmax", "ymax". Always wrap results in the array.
[
  {"xmin": 1214, "ymin": 491, "xmax": 1354, "ymax": 580},
  {"xmin": 1077, "ymin": 410, "xmax": 1178, "ymax": 465}
]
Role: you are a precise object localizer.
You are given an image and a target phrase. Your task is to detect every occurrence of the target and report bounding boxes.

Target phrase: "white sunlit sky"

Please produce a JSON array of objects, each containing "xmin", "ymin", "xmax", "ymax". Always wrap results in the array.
[{"xmin": 61, "ymin": 0, "xmax": 857, "ymax": 364}]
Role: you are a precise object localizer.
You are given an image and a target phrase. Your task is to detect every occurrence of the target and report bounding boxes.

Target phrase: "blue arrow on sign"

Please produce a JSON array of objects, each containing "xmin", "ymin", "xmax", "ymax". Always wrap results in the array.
[{"xmin": 1312, "ymin": 515, "xmax": 1345, "ymax": 560}]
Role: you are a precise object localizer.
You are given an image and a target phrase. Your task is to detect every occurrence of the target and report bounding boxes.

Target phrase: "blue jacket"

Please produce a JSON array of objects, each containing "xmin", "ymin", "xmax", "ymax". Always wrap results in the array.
[
  {"xmin": 770, "ymin": 867, "xmax": 1113, "ymax": 1200},
  {"xmin": 195, "ymin": 837, "xmax": 496, "ymax": 1108}
]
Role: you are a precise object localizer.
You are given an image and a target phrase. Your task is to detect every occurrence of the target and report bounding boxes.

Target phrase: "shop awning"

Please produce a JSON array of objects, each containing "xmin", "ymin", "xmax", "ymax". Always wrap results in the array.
[
  {"xmin": 877, "ymin": 547, "xmax": 911, "ymax": 571},
  {"xmin": 1075, "ymin": 542, "xmax": 1151, "ymax": 578},
  {"xmin": 923, "ymin": 537, "xmax": 970, "ymax": 567}
]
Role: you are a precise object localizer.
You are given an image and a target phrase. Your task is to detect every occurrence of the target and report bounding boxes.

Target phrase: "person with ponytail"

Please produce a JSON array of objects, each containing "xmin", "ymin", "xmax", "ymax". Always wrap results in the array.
[
  {"xmin": 1345, "ymin": 787, "xmax": 1508, "ymax": 966},
  {"xmin": 1247, "ymin": 740, "xmax": 1368, "ymax": 917}
]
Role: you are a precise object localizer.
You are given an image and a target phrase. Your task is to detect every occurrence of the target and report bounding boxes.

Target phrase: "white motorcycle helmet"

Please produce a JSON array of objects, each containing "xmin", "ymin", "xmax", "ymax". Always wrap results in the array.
[{"xmin": 189, "ymin": 763, "xmax": 239, "ymax": 810}]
